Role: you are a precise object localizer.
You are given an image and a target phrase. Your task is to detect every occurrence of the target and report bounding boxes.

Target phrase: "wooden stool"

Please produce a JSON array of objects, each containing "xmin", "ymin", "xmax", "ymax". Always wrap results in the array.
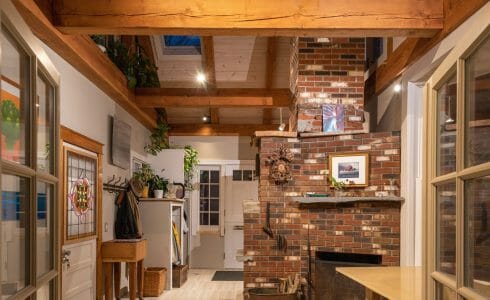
[{"xmin": 102, "ymin": 239, "xmax": 147, "ymax": 300}]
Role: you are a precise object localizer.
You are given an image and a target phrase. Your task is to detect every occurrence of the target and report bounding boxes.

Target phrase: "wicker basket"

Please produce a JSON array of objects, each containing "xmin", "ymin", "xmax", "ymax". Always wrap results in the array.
[{"xmin": 143, "ymin": 267, "xmax": 166, "ymax": 297}]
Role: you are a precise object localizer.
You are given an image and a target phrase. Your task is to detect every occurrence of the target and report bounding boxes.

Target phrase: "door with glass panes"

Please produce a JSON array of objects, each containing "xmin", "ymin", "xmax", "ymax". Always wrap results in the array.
[
  {"xmin": 1, "ymin": 22, "xmax": 59, "ymax": 299},
  {"xmin": 425, "ymin": 24, "xmax": 490, "ymax": 299}
]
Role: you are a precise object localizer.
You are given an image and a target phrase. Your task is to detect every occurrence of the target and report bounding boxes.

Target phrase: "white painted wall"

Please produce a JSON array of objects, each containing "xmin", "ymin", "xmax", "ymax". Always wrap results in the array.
[{"xmin": 377, "ymin": 2, "xmax": 490, "ymax": 266}]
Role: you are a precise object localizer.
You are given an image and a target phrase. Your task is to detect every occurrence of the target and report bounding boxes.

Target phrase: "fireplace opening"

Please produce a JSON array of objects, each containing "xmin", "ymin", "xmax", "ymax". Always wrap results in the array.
[{"xmin": 314, "ymin": 251, "xmax": 382, "ymax": 300}]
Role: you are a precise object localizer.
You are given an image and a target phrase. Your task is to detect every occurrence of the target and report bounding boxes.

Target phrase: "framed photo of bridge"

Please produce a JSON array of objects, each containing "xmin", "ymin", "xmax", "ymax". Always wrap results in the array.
[{"xmin": 329, "ymin": 153, "xmax": 369, "ymax": 187}]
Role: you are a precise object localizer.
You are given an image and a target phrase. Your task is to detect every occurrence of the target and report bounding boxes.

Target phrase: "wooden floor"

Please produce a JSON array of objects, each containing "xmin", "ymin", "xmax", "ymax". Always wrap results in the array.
[{"xmin": 148, "ymin": 269, "xmax": 244, "ymax": 300}]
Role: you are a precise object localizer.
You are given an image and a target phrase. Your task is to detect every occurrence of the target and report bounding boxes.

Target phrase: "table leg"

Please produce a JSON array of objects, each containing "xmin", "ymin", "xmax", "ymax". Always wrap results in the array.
[
  {"xmin": 365, "ymin": 287, "xmax": 382, "ymax": 300},
  {"xmin": 104, "ymin": 263, "xmax": 113, "ymax": 300},
  {"xmin": 137, "ymin": 260, "xmax": 144, "ymax": 299},
  {"xmin": 128, "ymin": 262, "xmax": 137, "ymax": 300},
  {"xmin": 114, "ymin": 262, "xmax": 121, "ymax": 299}
]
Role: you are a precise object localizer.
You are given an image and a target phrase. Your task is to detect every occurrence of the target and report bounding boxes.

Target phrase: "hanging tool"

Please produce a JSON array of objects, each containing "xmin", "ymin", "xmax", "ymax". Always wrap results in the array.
[{"xmin": 263, "ymin": 202, "xmax": 274, "ymax": 238}]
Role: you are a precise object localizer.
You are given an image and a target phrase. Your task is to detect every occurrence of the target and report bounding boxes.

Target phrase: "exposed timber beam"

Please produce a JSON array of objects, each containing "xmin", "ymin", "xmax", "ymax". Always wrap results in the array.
[
  {"xmin": 53, "ymin": 0, "xmax": 442, "ymax": 37},
  {"xmin": 135, "ymin": 88, "xmax": 292, "ymax": 108},
  {"xmin": 375, "ymin": 0, "xmax": 488, "ymax": 94},
  {"xmin": 210, "ymin": 108, "xmax": 220, "ymax": 124},
  {"xmin": 168, "ymin": 124, "xmax": 284, "ymax": 136},
  {"xmin": 201, "ymin": 36, "xmax": 216, "ymax": 89},
  {"xmin": 13, "ymin": 0, "xmax": 156, "ymax": 129}
]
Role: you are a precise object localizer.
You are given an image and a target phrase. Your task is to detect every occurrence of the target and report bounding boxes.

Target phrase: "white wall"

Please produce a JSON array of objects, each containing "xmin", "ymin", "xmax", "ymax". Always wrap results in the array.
[{"xmin": 169, "ymin": 136, "xmax": 257, "ymax": 161}]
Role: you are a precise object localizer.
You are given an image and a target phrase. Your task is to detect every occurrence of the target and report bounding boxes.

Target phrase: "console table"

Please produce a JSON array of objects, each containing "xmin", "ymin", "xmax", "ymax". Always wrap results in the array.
[{"xmin": 101, "ymin": 239, "xmax": 148, "ymax": 300}]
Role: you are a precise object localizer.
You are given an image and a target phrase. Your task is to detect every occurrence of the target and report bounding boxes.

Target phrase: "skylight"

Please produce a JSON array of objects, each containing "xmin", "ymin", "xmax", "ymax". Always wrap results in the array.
[{"xmin": 162, "ymin": 35, "xmax": 201, "ymax": 55}]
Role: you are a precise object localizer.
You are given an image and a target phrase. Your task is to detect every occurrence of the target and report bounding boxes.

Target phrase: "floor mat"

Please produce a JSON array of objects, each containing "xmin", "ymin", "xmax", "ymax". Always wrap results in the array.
[{"xmin": 211, "ymin": 271, "xmax": 243, "ymax": 281}]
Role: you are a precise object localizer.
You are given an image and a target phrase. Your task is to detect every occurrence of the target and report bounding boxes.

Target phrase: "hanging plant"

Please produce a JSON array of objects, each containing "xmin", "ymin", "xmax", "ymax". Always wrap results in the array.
[
  {"xmin": 184, "ymin": 145, "xmax": 199, "ymax": 190},
  {"xmin": 145, "ymin": 121, "xmax": 170, "ymax": 155}
]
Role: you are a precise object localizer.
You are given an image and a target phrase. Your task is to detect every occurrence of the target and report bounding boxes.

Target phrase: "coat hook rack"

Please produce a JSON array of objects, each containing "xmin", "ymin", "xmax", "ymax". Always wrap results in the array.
[{"xmin": 103, "ymin": 175, "xmax": 128, "ymax": 193}]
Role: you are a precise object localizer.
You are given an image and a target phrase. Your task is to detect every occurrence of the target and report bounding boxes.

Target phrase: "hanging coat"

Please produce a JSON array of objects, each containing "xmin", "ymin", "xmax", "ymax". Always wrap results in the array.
[{"xmin": 114, "ymin": 179, "xmax": 143, "ymax": 239}]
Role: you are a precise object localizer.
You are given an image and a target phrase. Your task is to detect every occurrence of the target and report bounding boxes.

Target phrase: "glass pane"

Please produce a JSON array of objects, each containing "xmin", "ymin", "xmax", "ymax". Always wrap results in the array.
[
  {"xmin": 1, "ymin": 174, "xmax": 30, "ymax": 295},
  {"xmin": 210, "ymin": 213, "xmax": 219, "ymax": 225},
  {"xmin": 243, "ymin": 170, "xmax": 253, "ymax": 181},
  {"xmin": 210, "ymin": 185, "xmax": 219, "ymax": 198},
  {"xmin": 233, "ymin": 170, "xmax": 242, "ymax": 181},
  {"xmin": 200, "ymin": 184, "xmax": 209, "ymax": 198},
  {"xmin": 436, "ymin": 72, "xmax": 457, "ymax": 176},
  {"xmin": 1, "ymin": 27, "xmax": 30, "ymax": 165},
  {"xmin": 210, "ymin": 171, "xmax": 219, "ymax": 183},
  {"xmin": 200, "ymin": 170, "xmax": 209, "ymax": 183},
  {"xmin": 36, "ymin": 280, "xmax": 53, "ymax": 300},
  {"xmin": 36, "ymin": 72, "xmax": 55, "ymax": 173},
  {"xmin": 37, "ymin": 182, "xmax": 54, "ymax": 277},
  {"xmin": 210, "ymin": 199, "xmax": 219, "ymax": 211},
  {"xmin": 465, "ymin": 176, "xmax": 490, "ymax": 298},
  {"xmin": 200, "ymin": 198, "xmax": 209, "ymax": 211},
  {"xmin": 436, "ymin": 182, "xmax": 457, "ymax": 275},
  {"xmin": 436, "ymin": 282, "xmax": 457, "ymax": 300},
  {"xmin": 200, "ymin": 213, "xmax": 209, "ymax": 225},
  {"xmin": 465, "ymin": 35, "xmax": 490, "ymax": 167}
]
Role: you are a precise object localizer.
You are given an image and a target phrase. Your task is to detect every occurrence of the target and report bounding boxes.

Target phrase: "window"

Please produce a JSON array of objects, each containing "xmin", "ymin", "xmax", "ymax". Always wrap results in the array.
[
  {"xmin": 232, "ymin": 169, "xmax": 255, "ymax": 181},
  {"xmin": 199, "ymin": 168, "xmax": 220, "ymax": 227},
  {"xmin": 162, "ymin": 35, "xmax": 202, "ymax": 55},
  {"xmin": 426, "ymin": 28, "xmax": 490, "ymax": 299},
  {"xmin": 1, "ymin": 23, "xmax": 59, "ymax": 299}
]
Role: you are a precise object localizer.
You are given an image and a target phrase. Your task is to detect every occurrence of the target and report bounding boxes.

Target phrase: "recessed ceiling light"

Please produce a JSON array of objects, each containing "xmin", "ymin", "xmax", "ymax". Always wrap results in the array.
[
  {"xmin": 278, "ymin": 123, "xmax": 286, "ymax": 131},
  {"xmin": 394, "ymin": 84, "xmax": 402, "ymax": 93},
  {"xmin": 202, "ymin": 116, "xmax": 209, "ymax": 122},
  {"xmin": 196, "ymin": 72, "xmax": 206, "ymax": 84}
]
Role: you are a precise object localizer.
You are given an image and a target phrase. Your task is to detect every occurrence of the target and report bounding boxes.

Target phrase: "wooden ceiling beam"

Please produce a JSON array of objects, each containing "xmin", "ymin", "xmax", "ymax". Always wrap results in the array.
[
  {"xmin": 135, "ymin": 88, "xmax": 292, "ymax": 108},
  {"xmin": 168, "ymin": 124, "xmax": 283, "ymax": 136},
  {"xmin": 13, "ymin": 0, "xmax": 157, "ymax": 129},
  {"xmin": 375, "ymin": 0, "xmax": 488, "ymax": 94},
  {"xmin": 53, "ymin": 0, "xmax": 442, "ymax": 37}
]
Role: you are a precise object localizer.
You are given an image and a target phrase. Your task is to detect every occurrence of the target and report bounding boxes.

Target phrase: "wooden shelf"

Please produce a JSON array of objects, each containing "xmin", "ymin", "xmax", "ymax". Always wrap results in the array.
[
  {"xmin": 293, "ymin": 196, "xmax": 404, "ymax": 204},
  {"xmin": 139, "ymin": 198, "xmax": 185, "ymax": 203}
]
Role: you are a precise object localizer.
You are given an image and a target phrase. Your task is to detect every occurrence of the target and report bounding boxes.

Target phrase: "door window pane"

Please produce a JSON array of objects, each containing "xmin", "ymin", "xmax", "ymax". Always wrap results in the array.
[
  {"xmin": 36, "ymin": 280, "xmax": 53, "ymax": 300},
  {"xmin": 37, "ymin": 182, "xmax": 54, "ymax": 277},
  {"xmin": 436, "ymin": 72, "xmax": 457, "ymax": 175},
  {"xmin": 436, "ymin": 282, "xmax": 457, "ymax": 300},
  {"xmin": 465, "ymin": 35, "xmax": 490, "ymax": 168},
  {"xmin": 210, "ymin": 213, "xmax": 219, "ymax": 225},
  {"xmin": 1, "ymin": 27, "xmax": 30, "ymax": 165},
  {"xmin": 465, "ymin": 176, "xmax": 490, "ymax": 297},
  {"xmin": 1, "ymin": 174, "xmax": 30, "ymax": 296},
  {"xmin": 36, "ymin": 72, "xmax": 55, "ymax": 173},
  {"xmin": 437, "ymin": 182, "xmax": 457, "ymax": 275},
  {"xmin": 210, "ymin": 171, "xmax": 219, "ymax": 183}
]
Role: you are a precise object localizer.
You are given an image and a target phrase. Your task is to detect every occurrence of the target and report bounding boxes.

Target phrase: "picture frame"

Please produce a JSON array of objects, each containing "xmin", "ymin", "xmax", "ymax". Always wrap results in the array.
[
  {"xmin": 322, "ymin": 104, "xmax": 345, "ymax": 133},
  {"xmin": 329, "ymin": 153, "xmax": 369, "ymax": 187}
]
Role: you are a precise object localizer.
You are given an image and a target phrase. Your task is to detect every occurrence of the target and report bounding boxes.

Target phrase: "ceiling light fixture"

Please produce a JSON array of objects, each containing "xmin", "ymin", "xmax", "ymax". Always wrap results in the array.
[
  {"xmin": 394, "ymin": 83, "xmax": 402, "ymax": 93},
  {"xmin": 278, "ymin": 108, "xmax": 286, "ymax": 131},
  {"xmin": 196, "ymin": 72, "xmax": 206, "ymax": 84},
  {"xmin": 202, "ymin": 115, "xmax": 210, "ymax": 122}
]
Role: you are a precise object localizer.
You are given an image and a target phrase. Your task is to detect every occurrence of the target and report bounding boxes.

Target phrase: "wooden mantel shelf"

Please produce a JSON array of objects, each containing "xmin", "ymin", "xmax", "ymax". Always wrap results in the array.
[
  {"xmin": 293, "ymin": 196, "xmax": 404, "ymax": 204},
  {"xmin": 139, "ymin": 198, "xmax": 185, "ymax": 203}
]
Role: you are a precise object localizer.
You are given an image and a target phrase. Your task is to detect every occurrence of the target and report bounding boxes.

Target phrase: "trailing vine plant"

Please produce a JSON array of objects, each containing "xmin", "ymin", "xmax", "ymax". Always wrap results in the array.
[
  {"xmin": 144, "ymin": 120, "xmax": 170, "ymax": 156},
  {"xmin": 183, "ymin": 146, "xmax": 199, "ymax": 190}
]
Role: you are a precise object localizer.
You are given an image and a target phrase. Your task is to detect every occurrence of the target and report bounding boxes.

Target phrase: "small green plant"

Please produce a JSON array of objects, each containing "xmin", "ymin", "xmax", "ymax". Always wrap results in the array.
[
  {"xmin": 150, "ymin": 174, "xmax": 168, "ymax": 192},
  {"xmin": 145, "ymin": 121, "xmax": 170, "ymax": 155},
  {"xmin": 329, "ymin": 176, "xmax": 346, "ymax": 191},
  {"xmin": 184, "ymin": 146, "xmax": 199, "ymax": 190},
  {"xmin": 1, "ymin": 100, "xmax": 21, "ymax": 149},
  {"xmin": 133, "ymin": 163, "xmax": 155, "ymax": 185}
]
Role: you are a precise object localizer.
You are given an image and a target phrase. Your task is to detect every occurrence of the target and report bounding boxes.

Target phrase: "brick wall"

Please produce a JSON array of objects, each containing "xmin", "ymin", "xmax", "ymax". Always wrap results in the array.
[
  {"xmin": 244, "ymin": 132, "xmax": 401, "ymax": 288},
  {"xmin": 296, "ymin": 38, "xmax": 366, "ymax": 133}
]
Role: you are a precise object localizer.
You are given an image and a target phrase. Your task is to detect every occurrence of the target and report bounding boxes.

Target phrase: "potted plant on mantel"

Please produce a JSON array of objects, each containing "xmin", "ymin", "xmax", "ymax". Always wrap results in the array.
[
  {"xmin": 133, "ymin": 163, "xmax": 155, "ymax": 198},
  {"xmin": 150, "ymin": 174, "xmax": 168, "ymax": 199},
  {"xmin": 329, "ymin": 176, "xmax": 347, "ymax": 197}
]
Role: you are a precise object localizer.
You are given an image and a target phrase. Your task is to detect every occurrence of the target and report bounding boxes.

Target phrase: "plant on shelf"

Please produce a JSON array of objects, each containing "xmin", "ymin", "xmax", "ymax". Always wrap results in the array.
[
  {"xmin": 329, "ymin": 176, "xmax": 346, "ymax": 191},
  {"xmin": 133, "ymin": 163, "xmax": 155, "ymax": 198},
  {"xmin": 149, "ymin": 174, "xmax": 168, "ymax": 199},
  {"xmin": 145, "ymin": 120, "xmax": 170, "ymax": 155},
  {"xmin": 184, "ymin": 145, "xmax": 199, "ymax": 190}
]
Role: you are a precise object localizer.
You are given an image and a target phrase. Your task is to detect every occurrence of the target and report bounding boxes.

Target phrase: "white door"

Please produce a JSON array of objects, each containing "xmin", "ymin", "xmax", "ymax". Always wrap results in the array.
[
  {"xmin": 62, "ymin": 240, "xmax": 96, "ymax": 299},
  {"xmin": 224, "ymin": 164, "xmax": 258, "ymax": 269}
]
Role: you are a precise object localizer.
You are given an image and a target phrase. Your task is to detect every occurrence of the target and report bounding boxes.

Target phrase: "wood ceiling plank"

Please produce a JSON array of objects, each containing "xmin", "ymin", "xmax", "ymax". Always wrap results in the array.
[
  {"xmin": 13, "ymin": 0, "xmax": 157, "ymax": 129},
  {"xmin": 135, "ymin": 88, "xmax": 292, "ymax": 108},
  {"xmin": 53, "ymin": 0, "xmax": 442, "ymax": 37}
]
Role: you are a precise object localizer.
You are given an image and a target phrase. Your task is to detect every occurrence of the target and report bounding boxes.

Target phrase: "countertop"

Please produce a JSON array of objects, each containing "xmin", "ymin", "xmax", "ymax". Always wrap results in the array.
[{"xmin": 335, "ymin": 266, "xmax": 422, "ymax": 300}]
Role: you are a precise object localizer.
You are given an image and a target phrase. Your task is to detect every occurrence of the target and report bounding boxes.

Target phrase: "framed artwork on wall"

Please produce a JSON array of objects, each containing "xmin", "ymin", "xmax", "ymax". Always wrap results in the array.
[
  {"xmin": 111, "ymin": 117, "xmax": 131, "ymax": 169},
  {"xmin": 329, "ymin": 153, "xmax": 369, "ymax": 187},
  {"xmin": 322, "ymin": 104, "xmax": 344, "ymax": 133}
]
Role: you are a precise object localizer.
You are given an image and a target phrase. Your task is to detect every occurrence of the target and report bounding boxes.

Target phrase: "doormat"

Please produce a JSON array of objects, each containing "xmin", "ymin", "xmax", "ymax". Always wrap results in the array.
[{"xmin": 211, "ymin": 271, "xmax": 243, "ymax": 281}]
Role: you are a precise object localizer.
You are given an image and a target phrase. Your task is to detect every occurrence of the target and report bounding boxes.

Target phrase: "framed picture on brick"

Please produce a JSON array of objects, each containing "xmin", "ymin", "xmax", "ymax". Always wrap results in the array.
[{"xmin": 329, "ymin": 153, "xmax": 369, "ymax": 187}]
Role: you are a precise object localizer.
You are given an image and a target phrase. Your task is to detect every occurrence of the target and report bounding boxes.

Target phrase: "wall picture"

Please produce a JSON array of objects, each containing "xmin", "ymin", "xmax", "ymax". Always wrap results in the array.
[
  {"xmin": 322, "ymin": 104, "xmax": 344, "ymax": 133},
  {"xmin": 111, "ymin": 117, "xmax": 131, "ymax": 169},
  {"xmin": 329, "ymin": 153, "xmax": 369, "ymax": 187}
]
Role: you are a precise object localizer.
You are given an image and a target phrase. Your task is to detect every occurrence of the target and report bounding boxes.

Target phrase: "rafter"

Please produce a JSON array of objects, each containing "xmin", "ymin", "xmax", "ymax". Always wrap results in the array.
[
  {"xmin": 168, "ymin": 124, "xmax": 283, "ymax": 136},
  {"xmin": 375, "ymin": 0, "xmax": 488, "ymax": 94},
  {"xmin": 52, "ymin": 0, "xmax": 442, "ymax": 37},
  {"xmin": 135, "ymin": 88, "xmax": 292, "ymax": 108}
]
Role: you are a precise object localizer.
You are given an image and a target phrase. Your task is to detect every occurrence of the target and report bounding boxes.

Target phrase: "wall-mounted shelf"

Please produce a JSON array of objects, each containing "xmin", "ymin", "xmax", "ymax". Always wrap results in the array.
[
  {"xmin": 293, "ymin": 196, "xmax": 404, "ymax": 204},
  {"xmin": 139, "ymin": 198, "xmax": 185, "ymax": 203}
]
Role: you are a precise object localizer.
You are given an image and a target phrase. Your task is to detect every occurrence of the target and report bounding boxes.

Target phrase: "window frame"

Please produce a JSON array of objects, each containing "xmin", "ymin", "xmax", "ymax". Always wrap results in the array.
[
  {"xmin": 198, "ymin": 165, "xmax": 222, "ymax": 232},
  {"xmin": 424, "ymin": 24, "xmax": 490, "ymax": 300}
]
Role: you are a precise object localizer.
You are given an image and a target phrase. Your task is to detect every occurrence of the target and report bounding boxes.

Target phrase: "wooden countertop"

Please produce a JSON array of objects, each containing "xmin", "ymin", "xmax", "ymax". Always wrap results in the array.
[{"xmin": 336, "ymin": 266, "xmax": 422, "ymax": 300}]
